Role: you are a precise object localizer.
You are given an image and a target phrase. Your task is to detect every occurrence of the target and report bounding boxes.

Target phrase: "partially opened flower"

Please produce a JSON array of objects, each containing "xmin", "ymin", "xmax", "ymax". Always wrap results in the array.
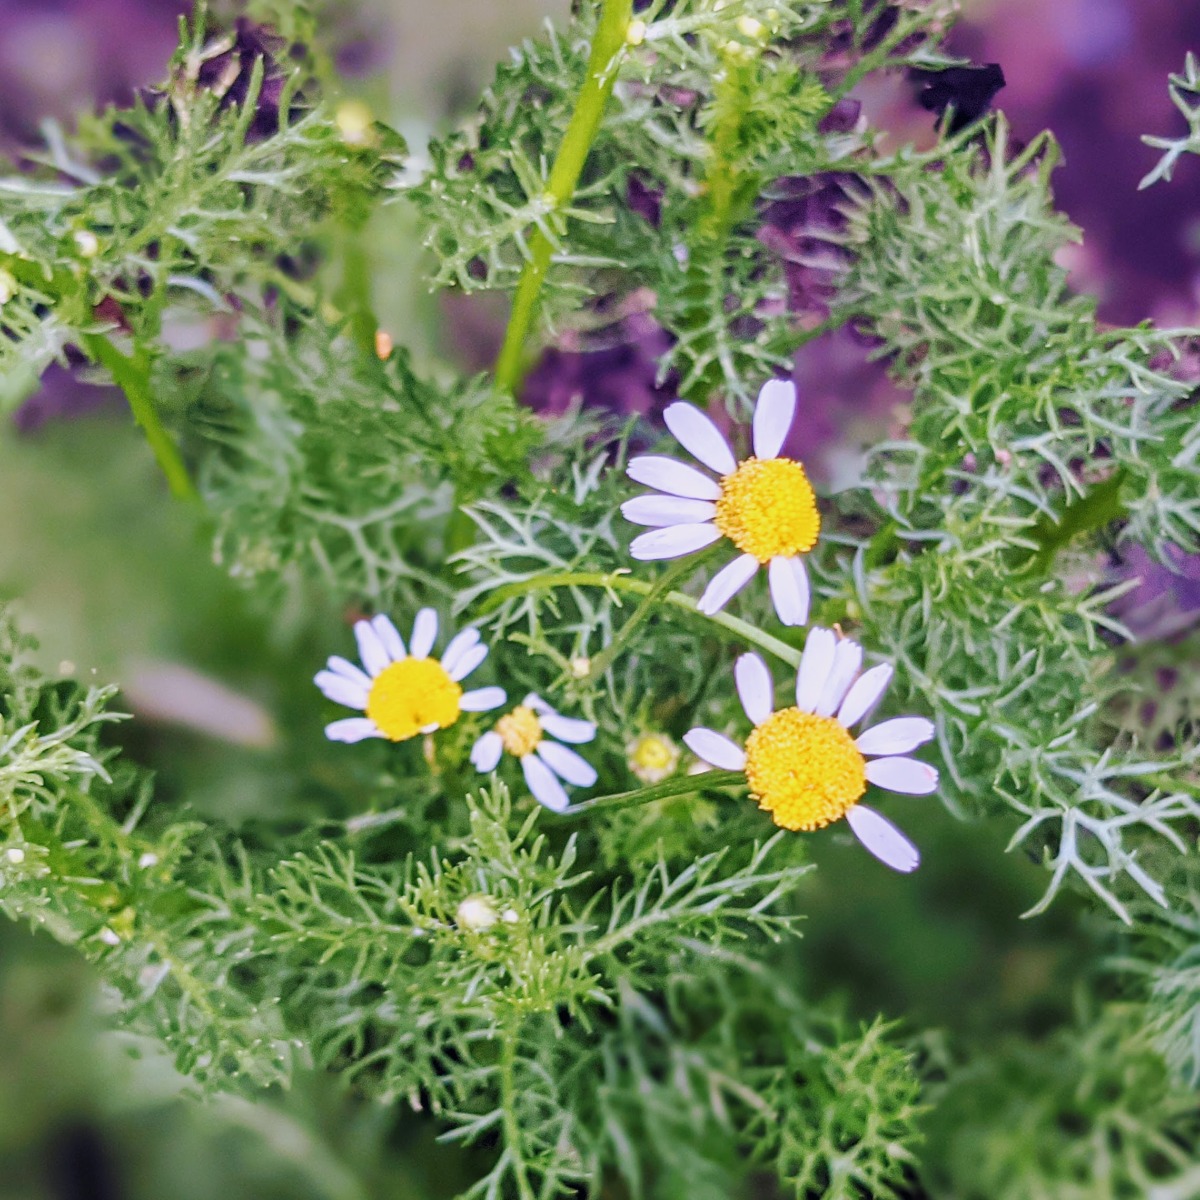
[
  {"xmin": 470, "ymin": 694, "xmax": 597, "ymax": 812},
  {"xmin": 315, "ymin": 609, "xmax": 505, "ymax": 744},
  {"xmin": 683, "ymin": 629, "xmax": 937, "ymax": 871},
  {"xmin": 622, "ymin": 379, "xmax": 819, "ymax": 626}
]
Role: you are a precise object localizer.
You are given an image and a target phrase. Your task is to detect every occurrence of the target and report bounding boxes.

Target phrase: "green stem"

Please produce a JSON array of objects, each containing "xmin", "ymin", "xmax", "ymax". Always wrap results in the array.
[
  {"xmin": 480, "ymin": 569, "xmax": 802, "ymax": 667},
  {"xmin": 493, "ymin": 0, "xmax": 633, "ymax": 394},
  {"xmin": 499, "ymin": 1028, "xmax": 535, "ymax": 1200},
  {"xmin": 560, "ymin": 769, "xmax": 745, "ymax": 817},
  {"xmin": 82, "ymin": 333, "xmax": 198, "ymax": 502}
]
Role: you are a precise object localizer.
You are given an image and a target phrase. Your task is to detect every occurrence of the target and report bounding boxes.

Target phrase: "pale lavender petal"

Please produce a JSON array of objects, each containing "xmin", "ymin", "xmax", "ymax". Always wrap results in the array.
[
  {"xmin": 683, "ymin": 728, "xmax": 746, "ymax": 771},
  {"xmin": 522, "ymin": 753, "xmax": 570, "ymax": 812},
  {"xmin": 752, "ymin": 379, "xmax": 797, "ymax": 459},
  {"xmin": 326, "ymin": 656, "xmax": 372, "ymax": 690},
  {"xmin": 795, "ymin": 627, "xmax": 836, "ymax": 712},
  {"xmin": 324, "ymin": 717, "xmax": 381, "ymax": 743},
  {"xmin": 627, "ymin": 456, "xmax": 722, "ymax": 500},
  {"xmin": 768, "ymin": 555, "xmax": 810, "ymax": 627},
  {"xmin": 470, "ymin": 731, "xmax": 504, "ymax": 772},
  {"xmin": 663, "ymin": 401, "xmax": 737, "ymax": 475},
  {"xmin": 409, "ymin": 608, "xmax": 438, "ymax": 659},
  {"xmin": 371, "ymin": 615, "xmax": 406, "ymax": 661},
  {"xmin": 865, "ymin": 756, "xmax": 939, "ymax": 795},
  {"xmin": 838, "ymin": 664, "xmax": 893, "ymax": 728},
  {"xmin": 630, "ymin": 523, "xmax": 721, "ymax": 561},
  {"xmin": 856, "ymin": 717, "xmax": 935, "ymax": 757},
  {"xmin": 697, "ymin": 553, "xmax": 758, "ymax": 615},
  {"xmin": 847, "ymin": 805, "xmax": 920, "ymax": 873},
  {"xmin": 314, "ymin": 670, "xmax": 369, "ymax": 710},
  {"xmin": 621, "ymin": 495, "xmax": 717, "ymax": 527},
  {"xmin": 540, "ymin": 712, "xmax": 596, "ymax": 744},
  {"xmin": 354, "ymin": 620, "xmax": 390, "ymax": 677},
  {"xmin": 447, "ymin": 643, "xmax": 488, "ymax": 683},
  {"xmin": 537, "ymin": 741, "xmax": 597, "ymax": 787},
  {"xmin": 460, "ymin": 686, "xmax": 507, "ymax": 712},
  {"xmin": 814, "ymin": 639, "xmax": 863, "ymax": 718},
  {"xmin": 441, "ymin": 627, "xmax": 481, "ymax": 676},
  {"xmin": 735, "ymin": 653, "xmax": 773, "ymax": 726}
]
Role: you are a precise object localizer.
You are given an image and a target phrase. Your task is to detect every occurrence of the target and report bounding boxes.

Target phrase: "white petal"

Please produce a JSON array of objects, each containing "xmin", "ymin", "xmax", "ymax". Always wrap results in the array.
[
  {"xmin": 441, "ymin": 627, "xmax": 481, "ymax": 676},
  {"xmin": 814, "ymin": 640, "xmax": 863, "ymax": 718},
  {"xmin": 838, "ymin": 663, "xmax": 894, "ymax": 728},
  {"xmin": 524, "ymin": 693, "xmax": 552, "ymax": 713},
  {"xmin": 768, "ymin": 555, "xmax": 810, "ymax": 627},
  {"xmin": 447, "ymin": 643, "xmax": 488, "ymax": 683},
  {"xmin": 409, "ymin": 608, "xmax": 439, "ymax": 659},
  {"xmin": 865, "ymin": 756, "xmax": 939, "ymax": 795},
  {"xmin": 354, "ymin": 620, "xmax": 390, "ymax": 677},
  {"xmin": 683, "ymin": 728, "xmax": 746, "ymax": 771},
  {"xmin": 326, "ymin": 655, "xmax": 372, "ymax": 690},
  {"xmin": 627, "ymin": 455, "xmax": 722, "ymax": 500},
  {"xmin": 697, "ymin": 553, "xmax": 759, "ymax": 615},
  {"xmin": 846, "ymin": 805, "xmax": 920, "ymax": 873},
  {"xmin": 522, "ymin": 753, "xmax": 570, "ymax": 812},
  {"xmin": 371, "ymin": 615, "xmax": 407, "ymax": 661},
  {"xmin": 795, "ymin": 627, "xmax": 836, "ymax": 712},
  {"xmin": 735, "ymin": 653, "xmax": 774, "ymax": 726},
  {"xmin": 537, "ymin": 741, "xmax": 597, "ymax": 787},
  {"xmin": 540, "ymin": 712, "xmax": 597, "ymax": 744},
  {"xmin": 856, "ymin": 717, "xmax": 935, "ymax": 757},
  {"xmin": 324, "ymin": 717, "xmax": 381, "ymax": 743},
  {"xmin": 621, "ymin": 495, "xmax": 717, "ymax": 527},
  {"xmin": 314, "ymin": 670, "xmax": 369, "ymax": 710},
  {"xmin": 663, "ymin": 402, "xmax": 737, "ymax": 475},
  {"xmin": 460, "ymin": 686, "xmax": 507, "ymax": 712},
  {"xmin": 752, "ymin": 379, "xmax": 797, "ymax": 459},
  {"xmin": 630, "ymin": 523, "xmax": 721, "ymax": 561},
  {"xmin": 470, "ymin": 731, "xmax": 504, "ymax": 772}
]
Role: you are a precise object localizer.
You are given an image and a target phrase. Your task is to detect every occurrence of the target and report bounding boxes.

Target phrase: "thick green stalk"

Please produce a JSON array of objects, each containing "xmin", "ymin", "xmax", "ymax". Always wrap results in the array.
[
  {"xmin": 493, "ymin": 0, "xmax": 633, "ymax": 394},
  {"xmin": 479, "ymin": 569, "xmax": 803, "ymax": 667},
  {"xmin": 82, "ymin": 333, "xmax": 198, "ymax": 502},
  {"xmin": 560, "ymin": 769, "xmax": 746, "ymax": 817}
]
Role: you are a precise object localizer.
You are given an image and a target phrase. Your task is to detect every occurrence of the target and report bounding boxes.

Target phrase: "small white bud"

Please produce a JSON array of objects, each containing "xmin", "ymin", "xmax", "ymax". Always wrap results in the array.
[
  {"xmin": 5, "ymin": 847, "xmax": 25, "ymax": 865},
  {"xmin": 737, "ymin": 15, "xmax": 765, "ymax": 40},
  {"xmin": 138, "ymin": 852, "xmax": 159, "ymax": 869},
  {"xmin": 501, "ymin": 907, "xmax": 519, "ymax": 924},
  {"xmin": 73, "ymin": 229, "xmax": 100, "ymax": 257},
  {"xmin": 626, "ymin": 18, "xmax": 647, "ymax": 46},
  {"xmin": 569, "ymin": 656, "xmax": 591, "ymax": 679},
  {"xmin": 98, "ymin": 927, "xmax": 121, "ymax": 946},
  {"xmin": 456, "ymin": 895, "xmax": 499, "ymax": 932},
  {"xmin": 0, "ymin": 270, "xmax": 15, "ymax": 305}
]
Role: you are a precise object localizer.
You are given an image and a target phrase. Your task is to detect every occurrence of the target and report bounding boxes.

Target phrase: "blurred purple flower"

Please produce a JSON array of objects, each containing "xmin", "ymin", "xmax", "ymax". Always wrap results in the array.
[
  {"xmin": 1110, "ymin": 543, "xmax": 1200, "ymax": 641},
  {"xmin": 910, "ymin": 63, "xmax": 1006, "ymax": 134}
]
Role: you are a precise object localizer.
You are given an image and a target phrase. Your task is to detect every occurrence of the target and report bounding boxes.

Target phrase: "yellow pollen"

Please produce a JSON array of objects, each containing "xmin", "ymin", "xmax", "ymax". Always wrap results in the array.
[
  {"xmin": 714, "ymin": 456, "xmax": 820, "ymax": 564},
  {"xmin": 744, "ymin": 707, "xmax": 865, "ymax": 832},
  {"xmin": 366, "ymin": 658, "xmax": 462, "ymax": 742},
  {"xmin": 496, "ymin": 706, "xmax": 543, "ymax": 758}
]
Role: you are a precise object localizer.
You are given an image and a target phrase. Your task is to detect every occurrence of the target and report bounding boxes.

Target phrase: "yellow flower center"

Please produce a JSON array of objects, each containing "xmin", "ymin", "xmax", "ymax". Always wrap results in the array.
[
  {"xmin": 744, "ymin": 707, "xmax": 865, "ymax": 831},
  {"xmin": 714, "ymin": 456, "xmax": 820, "ymax": 564},
  {"xmin": 496, "ymin": 705, "xmax": 543, "ymax": 758},
  {"xmin": 628, "ymin": 732, "xmax": 680, "ymax": 782},
  {"xmin": 366, "ymin": 658, "xmax": 462, "ymax": 742}
]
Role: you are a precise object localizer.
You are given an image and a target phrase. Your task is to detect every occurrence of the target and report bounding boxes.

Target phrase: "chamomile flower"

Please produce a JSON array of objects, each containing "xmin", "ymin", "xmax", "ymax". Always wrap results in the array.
[
  {"xmin": 315, "ymin": 609, "xmax": 504, "ymax": 744},
  {"xmin": 626, "ymin": 731, "xmax": 681, "ymax": 784},
  {"xmin": 622, "ymin": 379, "xmax": 819, "ymax": 626},
  {"xmin": 683, "ymin": 629, "xmax": 938, "ymax": 872},
  {"xmin": 470, "ymin": 694, "xmax": 597, "ymax": 812}
]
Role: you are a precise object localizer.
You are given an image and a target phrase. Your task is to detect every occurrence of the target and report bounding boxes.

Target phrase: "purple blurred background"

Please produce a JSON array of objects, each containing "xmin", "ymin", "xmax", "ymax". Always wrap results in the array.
[{"xmin": 5, "ymin": 0, "xmax": 1200, "ymax": 633}]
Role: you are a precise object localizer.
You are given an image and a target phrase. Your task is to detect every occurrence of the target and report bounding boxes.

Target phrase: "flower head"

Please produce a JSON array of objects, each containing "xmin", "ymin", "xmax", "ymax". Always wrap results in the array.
[
  {"xmin": 315, "ymin": 609, "xmax": 504, "ymax": 744},
  {"xmin": 626, "ymin": 731, "xmax": 681, "ymax": 784},
  {"xmin": 622, "ymin": 379, "xmax": 820, "ymax": 626},
  {"xmin": 470, "ymin": 694, "xmax": 597, "ymax": 812},
  {"xmin": 683, "ymin": 629, "xmax": 938, "ymax": 872}
]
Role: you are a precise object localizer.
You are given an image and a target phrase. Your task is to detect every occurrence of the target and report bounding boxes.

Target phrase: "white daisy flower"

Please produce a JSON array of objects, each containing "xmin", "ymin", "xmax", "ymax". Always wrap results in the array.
[
  {"xmin": 626, "ymin": 731, "xmax": 681, "ymax": 784},
  {"xmin": 621, "ymin": 379, "xmax": 820, "ymax": 626},
  {"xmin": 683, "ymin": 628, "xmax": 937, "ymax": 872},
  {"xmin": 470, "ymin": 693, "xmax": 597, "ymax": 813},
  {"xmin": 314, "ymin": 609, "xmax": 505, "ymax": 744}
]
